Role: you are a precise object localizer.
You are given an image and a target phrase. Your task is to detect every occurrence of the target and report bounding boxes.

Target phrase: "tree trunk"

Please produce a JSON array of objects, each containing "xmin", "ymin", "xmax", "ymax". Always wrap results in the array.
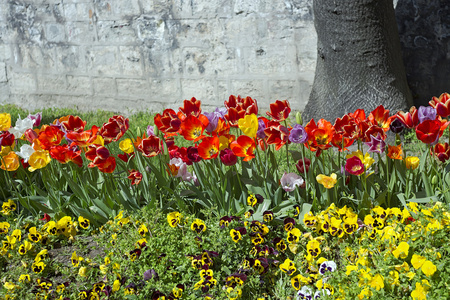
[{"xmin": 303, "ymin": 0, "xmax": 413, "ymax": 122}]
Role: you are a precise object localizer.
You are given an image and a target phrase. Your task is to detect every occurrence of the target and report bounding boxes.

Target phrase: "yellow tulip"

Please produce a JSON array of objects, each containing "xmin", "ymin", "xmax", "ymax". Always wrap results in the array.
[
  {"xmin": 405, "ymin": 156, "xmax": 420, "ymax": 170},
  {"xmin": 119, "ymin": 138, "xmax": 134, "ymax": 154},
  {"xmin": 238, "ymin": 114, "xmax": 258, "ymax": 138},
  {"xmin": 0, "ymin": 152, "xmax": 20, "ymax": 171},
  {"xmin": 316, "ymin": 173, "xmax": 337, "ymax": 189},
  {"xmin": 28, "ymin": 150, "xmax": 51, "ymax": 172},
  {"xmin": 0, "ymin": 113, "xmax": 11, "ymax": 131}
]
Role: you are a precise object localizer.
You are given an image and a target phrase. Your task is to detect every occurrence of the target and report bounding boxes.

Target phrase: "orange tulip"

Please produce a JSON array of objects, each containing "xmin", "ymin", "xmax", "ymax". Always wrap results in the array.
[
  {"xmin": 230, "ymin": 135, "xmax": 256, "ymax": 162},
  {"xmin": 387, "ymin": 144, "xmax": 403, "ymax": 160}
]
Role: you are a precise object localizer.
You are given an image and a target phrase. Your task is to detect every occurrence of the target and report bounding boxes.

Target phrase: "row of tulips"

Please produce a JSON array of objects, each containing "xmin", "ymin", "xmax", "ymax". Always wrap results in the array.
[{"xmin": 0, "ymin": 93, "xmax": 450, "ymax": 221}]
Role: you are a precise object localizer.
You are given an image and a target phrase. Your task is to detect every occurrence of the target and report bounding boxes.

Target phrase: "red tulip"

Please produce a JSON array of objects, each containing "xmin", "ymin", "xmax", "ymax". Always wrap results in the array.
[
  {"xmin": 434, "ymin": 143, "xmax": 450, "ymax": 162},
  {"xmin": 266, "ymin": 100, "xmax": 291, "ymax": 122},
  {"xmin": 99, "ymin": 115, "xmax": 129, "ymax": 144},
  {"xmin": 415, "ymin": 119, "xmax": 441, "ymax": 144},
  {"xmin": 220, "ymin": 148, "xmax": 237, "ymax": 166},
  {"xmin": 429, "ymin": 93, "xmax": 450, "ymax": 118}
]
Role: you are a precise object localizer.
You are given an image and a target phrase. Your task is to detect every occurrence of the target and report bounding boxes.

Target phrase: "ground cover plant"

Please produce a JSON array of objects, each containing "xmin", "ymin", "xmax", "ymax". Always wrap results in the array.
[{"xmin": 1, "ymin": 92, "xmax": 450, "ymax": 299}]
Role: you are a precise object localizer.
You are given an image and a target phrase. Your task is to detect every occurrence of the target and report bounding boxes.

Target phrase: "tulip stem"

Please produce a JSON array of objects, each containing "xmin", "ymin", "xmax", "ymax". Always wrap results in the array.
[
  {"xmin": 284, "ymin": 120, "xmax": 290, "ymax": 172},
  {"xmin": 300, "ymin": 144, "xmax": 308, "ymax": 202}
]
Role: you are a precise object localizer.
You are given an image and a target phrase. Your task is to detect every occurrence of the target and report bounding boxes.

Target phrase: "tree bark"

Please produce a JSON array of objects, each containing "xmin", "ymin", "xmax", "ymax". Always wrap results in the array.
[{"xmin": 303, "ymin": 0, "xmax": 413, "ymax": 122}]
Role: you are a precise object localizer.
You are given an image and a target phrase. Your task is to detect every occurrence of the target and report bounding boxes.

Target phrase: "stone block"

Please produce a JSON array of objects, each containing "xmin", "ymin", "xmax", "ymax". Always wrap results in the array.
[
  {"xmin": 233, "ymin": 0, "xmax": 264, "ymax": 15},
  {"xmin": 268, "ymin": 79, "xmax": 299, "ymax": 103},
  {"xmin": 67, "ymin": 75, "xmax": 92, "ymax": 95},
  {"xmin": 63, "ymin": 2, "xmax": 95, "ymax": 22},
  {"xmin": 165, "ymin": 0, "xmax": 193, "ymax": 19},
  {"xmin": 0, "ymin": 62, "xmax": 7, "ymax": 82},
  {"xmin": 167, "ymin": 19, "xmax": 218, "ymax": 48},
  {"xmin": 9, "ymin": 72, "xmax": 36, "ymax": 94},
  {"xmin": 18, "ymin": 45, "xmax": 56, "ymax": 71},
  {"xmin": 66, "ymin": 21, "xmax": 97, "ymax": 44},
  {"xmin": 86, "ymin": 46, "xmax": 120, "ymax": 76},
  {"xmin": 55, "ymin": 45, "xmax": 86, "ymax": 73},
  {"xmin": 148, "ymin": 78, "xmax": 181, "ymax": 102},
  {"xmin": 133, "ymin": 16, "xmax": 166, "ymax": 46},
  {"xmin": 181, "ymin": 79, "xmax": 215, "ymax": 105},
  {"xmin": 230, "ymin": 79, "xmax": 267, "ymax": 107},
  {"xmin": 245, "ymin": 45, "xmax": 298, "ymax": 75},
  {"xmin": 117, "ymin": 78, "xmax": 151, "ymax": 97},
  {"xmin": 191, "ymin": 0, "xmax": 232, "ymax": 18},
  {"xmin": 93, "ymin": 77, "xmax": 117, "ymax": 96},
  {"xmin": 97, "ymin": 20, "xmax": 137, "ymax": 44},
  {"xmin": 94, "ymin": 0, "xmax": 140, "ymax": 20},
  {"xmin": 216, "ymin": 80, "xmax": 229, "ymax": 105},
  {"xmin": 37, "ymin": 74, "xmax": 67, "ymax": 92},
  {"xmin": 183, "ymin": 46, "xmax": 238, "ymax": 77},
  {"xmin": 119, "ymin": 46, "xmax": 143, "ymax": 76},
  {"xmin": 143, "ymin": 48, "xmax": 181, "ymax": 77},
  {"xmin": 138, "ymin": 0, "xmax": 155, "ymax": 13},
  {"xmin": 219, "ymin": 15, "xmax": 260, "ymax": 46},
  {"xmin": 0, "ymin": 83, "xmax": 9, "ymax": 100},
  {"xmin": 45, "ymin": 23, "xmax": 66, "ymax": 43}
]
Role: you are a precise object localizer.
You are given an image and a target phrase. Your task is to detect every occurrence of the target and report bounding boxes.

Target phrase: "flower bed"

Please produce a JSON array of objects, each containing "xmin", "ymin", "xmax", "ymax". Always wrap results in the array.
[{"xmin": 1, "ymin": 92, "xmax": 450, "ymax": 299}]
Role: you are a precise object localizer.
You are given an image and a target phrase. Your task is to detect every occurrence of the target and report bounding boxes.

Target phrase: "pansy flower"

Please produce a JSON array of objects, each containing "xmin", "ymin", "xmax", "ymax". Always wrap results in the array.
[
  {"xmin": 71, "ymin": 251, "xmax": 84, "ymax": 267},
  {"xmin": 191, "ymin": 219, "xmax": 206, "ymax": 234},
  {"xmin": 230, "ymin": 227, "xmax": 246, "ymax": 243},
  {"xmin": 28, "ymin": 227, "xmax": 41, "ymax": 243},
  {"xmin": 167, "ymin": 212, "xmax": 182, "ymax": 228},
  {"xmin": 287, "ymin": 228, "xmax": 301, "ymax": 244},
  {"xmin": 1, "ymin": 199, "xmax": 16, "ymax": 215},
  {"xmin": 32, "ymin": 260, "xmax": 46, "ymax": 274},
  {"xmin": 306, "ymin": 239, "xmax": 321, "ymax": 257},
  {"xmin": 78, "ymin": 216, "xmax": 90, "ymax": 229},
  {"xmin": 319, "ymin": 261, "xmax": 337, "ymax": 275},
  {"xmin": 263, "ymin": 211, "xmax": 274, "ymax": 222},
  {"xmin": 279, "ymin": 258, "xmax": 297, "ymax": 275}
]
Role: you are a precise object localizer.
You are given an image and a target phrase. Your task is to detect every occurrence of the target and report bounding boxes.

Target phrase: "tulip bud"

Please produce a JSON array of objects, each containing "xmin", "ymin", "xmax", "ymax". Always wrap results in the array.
[
  {"xmin": 296, "ymin": 112, "xmax": 303, "ymax": 125},
  {"xmin": 431, "ymin": 175, "xmax": 438, "ymax": 185}
]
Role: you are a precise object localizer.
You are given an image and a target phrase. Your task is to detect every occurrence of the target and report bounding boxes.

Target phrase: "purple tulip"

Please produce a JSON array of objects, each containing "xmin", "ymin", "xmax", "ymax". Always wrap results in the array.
[
  {"xmin": 256, "ymin": 119, "xmax": 267, "ymax": 139},
  {"xmin": 27, "ymin": 112, "xmax": 42, "ymax": 127},
  {"xmin": 204, "ymin": 107, "xmax": 227, "ymax": 132},
  {"xmin": 365, "ymin": 133, "xmax": 386, "ymax": 154},
  {"xmin": 280, "ymin": 172, "xmax": 304, "ymax": 192},
  {"xmin": 289, "ymin": 124, "xmax": 308, "ymax": 144},
  {"xmin": 418, "ymin": 106, "xmax": 436, "ymax": 123},
  {"xmin": 146, "ymin": 125, "xmax": 154, "ymax": 136},
  {"xmin": 389, "ymin": 118, "xmax": 404, "ymax": 134}
]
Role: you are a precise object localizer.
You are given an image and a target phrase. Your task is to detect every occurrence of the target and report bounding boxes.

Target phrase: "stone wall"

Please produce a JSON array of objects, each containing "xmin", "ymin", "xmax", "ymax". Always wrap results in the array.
[
  {"xmin": 0, "ymin": 0, "xmax": 317, "ymax": 114},
  {"xmin": 0, "ymin": 0, "xmax": 448, "ymax": 114}
]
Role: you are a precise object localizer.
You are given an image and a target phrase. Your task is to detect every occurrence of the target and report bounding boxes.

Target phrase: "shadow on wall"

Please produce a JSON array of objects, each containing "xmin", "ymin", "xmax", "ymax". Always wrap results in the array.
[{"xmin": 395, "ymin": 0, "xmax": 450, "ymax": 106}]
